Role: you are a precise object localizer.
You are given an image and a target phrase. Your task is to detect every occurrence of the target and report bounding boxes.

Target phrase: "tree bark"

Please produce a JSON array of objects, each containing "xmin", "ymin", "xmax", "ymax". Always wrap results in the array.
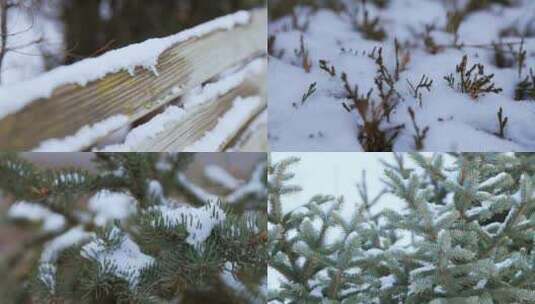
[{"xmin": 0, "ymin": 0, "xmax": 9, "ymax": 84}]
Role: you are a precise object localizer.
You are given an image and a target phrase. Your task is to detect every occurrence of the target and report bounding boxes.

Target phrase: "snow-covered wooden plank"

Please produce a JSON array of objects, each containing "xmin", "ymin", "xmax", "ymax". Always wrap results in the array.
[
  {"xmin": 225, "ymin": 109, "xmax": 268, "ymax": 152},
  {"xmin": 95, "ymin": 58, "xmax": 266, "ymax": 152},
  {"xmin": 120, "ymin": 70, "xmax": 266, "ymax": 152},
  {"xmin": 0, "ymin": 9, "xmax": 266, "ymax": 150},
  {"xmin": 178, "ymin": 66, "xmax": 266, "ymax": 152},
  {"xmin": 134, "ymin": 92, "xmax": 265, "ymax": 152},
  {"xmin": 180, "ymin": 96, "xmax": 265, "ymax": 152}
]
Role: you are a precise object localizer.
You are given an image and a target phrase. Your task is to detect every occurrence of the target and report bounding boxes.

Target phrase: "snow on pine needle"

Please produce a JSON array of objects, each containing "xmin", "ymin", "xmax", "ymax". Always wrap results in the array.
[
  {"xmin": 151, "ymin": 201, "xmax": 226, "ymax": 250},
  {"xmin": 0, "ymin": 153, "xmax": 267, "ymax": 304},
  {"xmin": 268, "ymin": 153, "xmax": 535, "ymax": 303},
  {"xmin": 81, "ymin": 227, "xmax": 155, "ymax": 288}
]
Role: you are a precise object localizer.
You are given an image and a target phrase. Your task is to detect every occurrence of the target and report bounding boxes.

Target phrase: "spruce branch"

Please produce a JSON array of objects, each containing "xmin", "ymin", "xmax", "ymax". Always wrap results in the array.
[
  {"xmin": 270, "ymin": 153, "xmax": 535, "ymax": 303},
  {"xmin": 1, "ymin": 153, "xmax": 266, "ymax": 304},
  {"xmin": 515, "ymin": 68, "xmax": 535, "ymax": 101},
  {"xmin": 444, "ymin": 55, "xmax": 503, "ymax": 99}
]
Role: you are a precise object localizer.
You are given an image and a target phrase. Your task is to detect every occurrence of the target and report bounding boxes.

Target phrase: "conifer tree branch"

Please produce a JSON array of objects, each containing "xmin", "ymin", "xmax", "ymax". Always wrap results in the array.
[{"xmin": 1, "ymin": 153, "xmax": 267, "ymax": 303}]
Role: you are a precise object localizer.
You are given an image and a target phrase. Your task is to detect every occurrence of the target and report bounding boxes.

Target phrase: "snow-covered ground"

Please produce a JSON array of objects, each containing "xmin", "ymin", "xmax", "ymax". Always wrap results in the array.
[{"xmin": 269, "ymin": 0, "xmax": 535, "ymax": 151}]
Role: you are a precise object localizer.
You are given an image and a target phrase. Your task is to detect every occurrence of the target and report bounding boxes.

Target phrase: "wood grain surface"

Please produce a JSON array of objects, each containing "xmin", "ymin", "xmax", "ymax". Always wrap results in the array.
[{"xmin": 0, "ymin": 9, "xmax": 266, "ymax": 150}]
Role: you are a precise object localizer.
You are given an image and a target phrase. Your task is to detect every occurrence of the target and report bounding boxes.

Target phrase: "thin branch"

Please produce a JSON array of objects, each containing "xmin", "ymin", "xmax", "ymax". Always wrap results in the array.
[
  {"xmin": 0, "ymin": 0, "xmax": 9, "ymax": 84},
  {"xmin": 5, "ymin": 36, "xmax": 44, "ymax": 51}
]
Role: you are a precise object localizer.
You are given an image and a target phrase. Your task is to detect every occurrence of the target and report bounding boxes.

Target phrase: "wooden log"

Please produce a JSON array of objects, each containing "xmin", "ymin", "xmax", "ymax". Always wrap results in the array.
[{"xmin": 0, "ymin": 9, "xmax": 266, "ymax": 150}]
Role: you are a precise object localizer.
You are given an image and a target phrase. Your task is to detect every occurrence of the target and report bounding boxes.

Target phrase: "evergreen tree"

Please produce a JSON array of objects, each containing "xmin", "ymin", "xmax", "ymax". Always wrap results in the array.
[
  {"xmin": 0, "ymin": 152, "xmax": 267, "ymax": 304},
  {"xmin": 268, "ymin": 153, "xmax": 535, "ymax": 303}
]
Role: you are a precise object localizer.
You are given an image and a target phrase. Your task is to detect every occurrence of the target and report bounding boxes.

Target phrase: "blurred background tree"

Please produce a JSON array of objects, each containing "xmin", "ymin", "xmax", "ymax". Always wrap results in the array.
[{"xmin": 60, "ymin": 0, "xmax": 265, "ymax": 64}]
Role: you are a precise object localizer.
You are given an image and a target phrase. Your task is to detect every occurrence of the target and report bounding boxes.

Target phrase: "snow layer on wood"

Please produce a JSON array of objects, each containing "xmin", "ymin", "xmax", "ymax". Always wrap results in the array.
[
  {"xmin": 154, "ymin": 201, "xmax": 226, "ymax": 249},
  {"xmin": 181, "ymin": 58, "xmax": 265, "ymax": 107},
  {"xmin": 98, "ymin": 107, "xmax": 186, "ymax": 152},
  {"xmin": 41, "ymin": 227, "xmax": 93, "ymax": 262},
  {"xmin": 98, "ymin": 59, "xmax": 265, "ymax": 152},
  {"xmin": 183, "ymin": 96, "xmax": 263, "ymax": 152},
  {"xmin": 88, "ymin": 190, "xmax": 137, "ymax": 226},
  {"xmin": 0, "ymin": 11, "xmax": 251, "ymax": 120},
  {"xmin": 269, "ymin": 2, "xmax": 535, "ymax": 151},
  {"xmin": 33, "ymin": 115, "xmax": 129, "ymax": 152},
  {"xmin": 8, "ymin": 201, "xmax": 65, "ymax": 231},
  {"xmin": 81, "ymin": 228, "xmax": 154, "ymax": 287}
]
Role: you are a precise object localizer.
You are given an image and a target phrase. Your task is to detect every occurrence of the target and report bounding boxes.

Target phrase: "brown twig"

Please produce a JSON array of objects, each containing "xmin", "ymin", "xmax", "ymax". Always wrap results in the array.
[
  {"xmin": 496, "ymin": 107, "xmax": 508, "ymax": 138},
  {"xmin": 295, "ymin": 34, "xmax": 312, "ymax": 73},
  {"xmin": 444, "ymin": 55, "xmax": 503, "ymax": 99},
  {"xmin": 408, "ymin": 106, "xmax": 429, "ymax": 150}
]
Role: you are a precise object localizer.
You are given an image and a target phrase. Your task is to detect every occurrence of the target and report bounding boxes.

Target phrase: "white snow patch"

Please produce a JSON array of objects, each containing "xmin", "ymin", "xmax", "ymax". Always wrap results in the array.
[
  {"xmin": 98, "ymin": 107, "xmax": 186, "ymax": 152},
  {"xmin": 41, "ymin": 227, "xmax": 93, "ymax": 262},
  {"xmin": 380, "ymin": 274, "xmax": 396, "ymax": 290},
  {"xmin": 154, "ymin": 201, "xmax": 226, "ymax": 249},
  {"xmin": 226, "ymin": 162, "xmax": 266, "ymax": 204},
  {"xmin": 147, "ymin": 179, "xmax": 165, "ymax": 201},
  {"xmin": 496, "ymin": 258, "xmax": 514, "ymax": 271},
  {"xmin": 183, "ymin": 96, "xmax": 263, "ymax": 152},
  {"xmin": 205, "ymin": 165, "xmax": 243, "ymax": 189},
  {"xmin": 182, "ymin": 58, "xmax": 265, "ymax": 107},
  {"xmin": 410, "ymin": 264, "xmax": 436, "ymax": 277},
  {"xmin": 177, "ymin": 173, "xmax": 219, "ymax": 202},
  {"xmin": 478, "ymin": 172, "xmax": 511, "ymax": 189},
  {"xmin": 363, "ymin": 248, "xmax": 384, "ymax": 257},
  {"xmin": 220, "ymin": 262, "xmax": 261, "ymax": 302},
  {"xmin": 81, "ymin": 228, "xmax": 154, "ymax": 287},
  {"xmin": 8, "ymin": 201, "xmax": 65, "ymax": 231},
  {"xmin": 33, "ymin": 115, "xmax": 129, "ymax": 152},
  {"xmin": 1, "ymin": 4, "xmax": 64, "ymax": 84},
  {"xmin": 88, "ymin": 190, "xmax": 137, "ymax": 226}
]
